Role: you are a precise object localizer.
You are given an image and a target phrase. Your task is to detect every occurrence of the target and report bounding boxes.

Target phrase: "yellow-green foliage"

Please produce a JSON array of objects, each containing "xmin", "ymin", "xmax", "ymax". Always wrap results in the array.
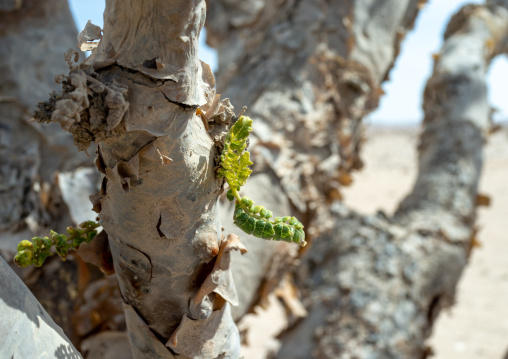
[
  {"xmin": 218, "ymin": 116, "xmax": 253, "ymax": 192},
  {"xmin": 219, "ymin": 116, "xmax": 306, "ymax": 247},
  {"xmin": 14, "ymin": 221, "xmax": 99, "ymax": 268}
]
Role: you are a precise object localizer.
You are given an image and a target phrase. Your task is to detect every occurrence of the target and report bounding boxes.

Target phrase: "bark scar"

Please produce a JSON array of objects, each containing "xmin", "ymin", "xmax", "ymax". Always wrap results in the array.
[
  {"xmin": 156, "ymin": 215, "xmax": 165, "ymax": 238},
  {"xmin": 126, "ymin": 244, "xmax": 153, "ymax": 282}
]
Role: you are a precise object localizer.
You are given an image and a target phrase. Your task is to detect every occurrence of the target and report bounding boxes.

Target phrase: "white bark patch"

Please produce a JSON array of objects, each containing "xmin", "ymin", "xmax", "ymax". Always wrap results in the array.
[{"xmin": 58, "ymin": 167, "xmax": 101, "ymax": 223}]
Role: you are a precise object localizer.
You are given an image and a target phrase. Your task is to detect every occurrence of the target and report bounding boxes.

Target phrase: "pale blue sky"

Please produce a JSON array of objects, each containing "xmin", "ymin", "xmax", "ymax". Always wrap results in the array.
[{"xmin": 68, "ymin": 0, "xmax": 508, "ymax": 125}]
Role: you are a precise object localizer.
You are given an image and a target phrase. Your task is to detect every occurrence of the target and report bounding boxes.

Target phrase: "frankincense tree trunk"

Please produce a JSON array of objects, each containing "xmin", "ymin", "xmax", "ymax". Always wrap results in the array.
[
  {"xmin": 34, "ymin": 0, "xmax": 244, "ymax": 358},
  {"xmin": 278, "ymin": 3, "xmax": 508, "ymax": 357}
]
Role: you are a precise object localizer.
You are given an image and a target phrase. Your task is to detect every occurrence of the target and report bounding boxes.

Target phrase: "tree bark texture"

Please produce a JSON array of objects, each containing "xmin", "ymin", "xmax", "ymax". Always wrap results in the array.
[
  {"xmin": 35, "ymin": 0, "xmax": 243, "ymax": 358},
  {"xmin": 206, "ymin": 0, "xmax": 421, "ymax": 320},
  {"xmin": 208, "ymin": 0, "xmax": 508, "ymax": 358}
]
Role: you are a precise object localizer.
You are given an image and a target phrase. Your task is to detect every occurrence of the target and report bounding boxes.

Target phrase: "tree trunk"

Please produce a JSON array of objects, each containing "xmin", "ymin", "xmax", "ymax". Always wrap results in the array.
[
  {"xmin": 278, "ymin": 3, "xmax": 508, "ymax": 357},
  {"xmin": 206, "ymin": 0, "xmax": 421, "ymax": 319},
  {"xmin": 34, "ymin": 0, "xmax": 243, "ymax": 357},
  {"xmin": 207, "ymin": 0, "xmax": 508, "ymax": 357}
]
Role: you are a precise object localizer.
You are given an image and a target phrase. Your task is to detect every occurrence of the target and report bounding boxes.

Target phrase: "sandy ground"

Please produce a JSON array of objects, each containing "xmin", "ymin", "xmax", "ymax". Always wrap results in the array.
[{"xmin": 240, "ymin": 125, "xmax": 508, "ymax": 358}]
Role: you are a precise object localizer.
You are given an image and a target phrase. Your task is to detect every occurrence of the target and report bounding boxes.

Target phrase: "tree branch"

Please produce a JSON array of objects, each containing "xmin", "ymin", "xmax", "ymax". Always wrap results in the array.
[
  {"xmin": 0, "ymin": 256, "xmax": 82, "ymax": 358},
  {"xmin": 278, "ymin": 2, "xmax": 508, "ymax": 357},
  {"xmin": 206, "ymin": 0, "xmax": 422, "ymax": 320}
]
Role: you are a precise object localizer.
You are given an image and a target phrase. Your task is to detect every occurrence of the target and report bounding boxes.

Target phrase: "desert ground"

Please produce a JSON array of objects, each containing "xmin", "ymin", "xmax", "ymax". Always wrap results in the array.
[{"xmin": 240, "ymin": 124, "xmax": 508, "ymax": 359}]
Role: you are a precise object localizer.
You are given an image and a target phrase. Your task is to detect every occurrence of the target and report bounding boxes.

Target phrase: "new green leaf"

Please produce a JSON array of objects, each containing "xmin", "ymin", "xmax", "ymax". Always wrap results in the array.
[
  {"xmin": 219, "ymin": 116, "xmax": 306, "ymax": 247},
  {"xmin": 14, "ymin": 221, "xmax": 100, "ymax": 268}
]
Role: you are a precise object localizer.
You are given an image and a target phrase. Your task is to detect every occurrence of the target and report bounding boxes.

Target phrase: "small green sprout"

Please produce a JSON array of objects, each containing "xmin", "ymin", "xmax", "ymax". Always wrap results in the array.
[
  {"xmin": 218, "ymin": 116, "xmax": 306, "ymax": 247},
  {"xmin": 14, "ymin": 220, "xmax": 100, "ymax": 268}
]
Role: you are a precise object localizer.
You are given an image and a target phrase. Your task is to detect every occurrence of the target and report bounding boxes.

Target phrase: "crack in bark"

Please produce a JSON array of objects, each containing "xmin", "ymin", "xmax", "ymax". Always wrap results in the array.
[
  {"xmin": 160, "ymin": 91, "xmax": 197, "ymax": 110},
  {"xmin": 156, "ymin": 214, "xmax": 165, "ymax": 238},
  {"xmin": 426, "ymin": 294, "xmax": 441, "ymax": 326}
]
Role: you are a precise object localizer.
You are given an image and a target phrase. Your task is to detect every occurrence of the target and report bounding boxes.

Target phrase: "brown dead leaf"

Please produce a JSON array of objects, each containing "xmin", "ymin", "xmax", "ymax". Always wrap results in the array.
[
  {"xmin": 190, "ymin": 234, "xmax": 247, "ymax": 317},
  {"xmin": 485, "ymin": 38, "xmax": 495, "ymax": 51},
  {"xmin": 196, "ymin": 107, "xmax": 209, "ymax": 131},
  {"xmin": 327, "ymin": 188, "xmax": 343, "ymax": 202},
  {"xmin": 338, "ymin": 172, "xmax": 353, "ymax": 186},
  {"xmin": 76, "ymin": 231, "xmax": 115, "ymax": 275},
  {"xmin": 471, "ymin": 236, "xmax": 482, "ymax": 248},
  {"xmin": 375, "ymin": 87, "xmax": 386, "ymax": 96},
  {"xmin": 476, "ymin": 193, "xmax": 491, "ymax": 207}
]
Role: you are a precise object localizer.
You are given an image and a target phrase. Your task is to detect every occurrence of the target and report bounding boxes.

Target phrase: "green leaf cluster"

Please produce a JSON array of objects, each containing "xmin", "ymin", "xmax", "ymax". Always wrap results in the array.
[
  {"xmin": 218, "ymin": 116, "xmax": 253, "ymax": 192},
  {"xmin": 233, "ymin": 200, "xmax": 306, "ymax": 246},
  {"xmin": 14, "ymin": 221, "xmax": 100, "ymax": 268},
  {"xmin": 218, "ymin": 116, "xmax": 306, "ymax": 247}
]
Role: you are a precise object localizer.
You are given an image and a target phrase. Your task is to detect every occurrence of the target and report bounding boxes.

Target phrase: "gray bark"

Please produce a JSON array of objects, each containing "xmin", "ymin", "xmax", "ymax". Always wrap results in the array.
[
  {"xmin": 207, "ymin": 0, "xmax": 508, "ymax": 358},
  {"xmin": 278, "ymin": 4, "xmax": 508, "ymax": 357},
  {"xmin": 34, "ymin": 0, "xmax": 243, "ymax": 357},
  {"xmin": 0, "ymin": 255, "xmax": 82, "ymax": 359},
  {"xmin": 206, "ymin": 0, "xmax": 421, "ymax": 320}
]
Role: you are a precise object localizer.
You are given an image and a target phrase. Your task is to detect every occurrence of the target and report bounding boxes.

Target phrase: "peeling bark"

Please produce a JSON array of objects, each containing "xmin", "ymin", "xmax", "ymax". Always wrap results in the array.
[{"xmin": 34, "ymin": 1, "xmax": 243, "ymax": 357}]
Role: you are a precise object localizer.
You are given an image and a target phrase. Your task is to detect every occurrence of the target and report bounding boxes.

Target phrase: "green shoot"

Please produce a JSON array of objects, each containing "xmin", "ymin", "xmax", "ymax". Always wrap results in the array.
[
  {"xmin": 14, "ymin": 221, "xmax": 100, "ymax": 268},
  {"xmin": 218, "ymin": 116, "xmax": 306, "ymax": 247}
]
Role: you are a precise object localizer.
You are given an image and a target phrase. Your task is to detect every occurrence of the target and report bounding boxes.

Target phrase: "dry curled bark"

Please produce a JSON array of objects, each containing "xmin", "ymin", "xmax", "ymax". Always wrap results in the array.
[
  {"xmin": 206, "ymin": 0, "xmax": 421, "ymax": 320},
  {"xmin": 207, "ymin": 0, "xmax": 508, "ymax": 357},
  {"xmin": 34, "ymin": 0, "xmax": 244, "ymax": 357}
]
